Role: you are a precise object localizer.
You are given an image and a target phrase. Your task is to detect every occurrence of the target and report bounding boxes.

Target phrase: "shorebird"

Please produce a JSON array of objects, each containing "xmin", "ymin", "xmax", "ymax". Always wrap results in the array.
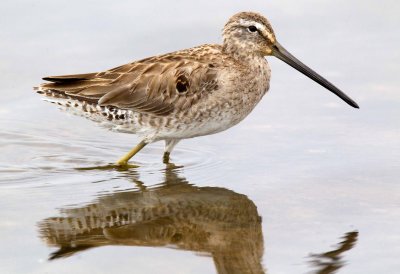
[{"xmin": 36, "ymin": 11, "xmax": 359, "ymax": 165}]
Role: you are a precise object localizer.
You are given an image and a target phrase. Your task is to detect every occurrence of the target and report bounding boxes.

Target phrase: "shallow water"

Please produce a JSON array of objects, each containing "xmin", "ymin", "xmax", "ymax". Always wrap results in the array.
[{"xmin": 1, "ymin": 1, "xmax": 400, "ymax": 273}]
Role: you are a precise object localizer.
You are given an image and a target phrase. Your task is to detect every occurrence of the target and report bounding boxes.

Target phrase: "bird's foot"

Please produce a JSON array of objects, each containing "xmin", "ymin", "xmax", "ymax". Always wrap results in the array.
[{"xmin": 76, "ymin": 163, "xmax": 139, "ymax": 171}]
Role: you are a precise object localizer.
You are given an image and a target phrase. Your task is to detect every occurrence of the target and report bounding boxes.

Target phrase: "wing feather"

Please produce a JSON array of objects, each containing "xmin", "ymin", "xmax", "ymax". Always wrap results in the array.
[{"xmin": 39, "ymin": 45, "xmax": 221, "ymax": 116}]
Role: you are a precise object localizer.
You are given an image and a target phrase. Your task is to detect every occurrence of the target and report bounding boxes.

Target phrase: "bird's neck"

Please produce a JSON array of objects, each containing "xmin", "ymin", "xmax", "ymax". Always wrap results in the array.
[{"xmin": 222, "ymin": 42, "xmax": 264, "ymax": 64}]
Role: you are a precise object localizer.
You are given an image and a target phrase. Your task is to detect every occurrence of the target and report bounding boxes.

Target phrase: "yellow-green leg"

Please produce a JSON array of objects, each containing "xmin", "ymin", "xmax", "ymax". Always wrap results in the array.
[
  {"xmin": 116, "ymin": 140, "xmax": 147, "ymax": 166},
  {"xmin": 163, "ymin": 139, "xmax": 180, "ymax": 164},
  {"xmin": 163, "ymin": 152, "xmax": 170, "ymax": 164}
]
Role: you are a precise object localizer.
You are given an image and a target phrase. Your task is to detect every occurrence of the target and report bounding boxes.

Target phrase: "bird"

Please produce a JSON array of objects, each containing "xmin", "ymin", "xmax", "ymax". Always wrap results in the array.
[{"xmin": 35, "ymin": 11, "xmax": 359, "ymax": 165}]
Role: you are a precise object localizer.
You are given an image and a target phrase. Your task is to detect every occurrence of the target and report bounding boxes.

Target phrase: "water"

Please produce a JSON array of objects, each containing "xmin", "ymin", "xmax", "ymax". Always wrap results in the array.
[{"xmin": 1, "ymin": 1, "xmax": 400, "ymax": 273}]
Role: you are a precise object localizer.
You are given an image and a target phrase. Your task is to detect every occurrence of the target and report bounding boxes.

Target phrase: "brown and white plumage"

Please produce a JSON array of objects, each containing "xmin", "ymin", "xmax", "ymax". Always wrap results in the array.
[
  {"xmin": 37, "ymin": 41, "xmax": 268, "ymax": 136},
  {"xmin": 40, "ymin": 45, "xmax": 222, "ymax": 117},
  {"xmin": 35, "ymin": 11, "xmax": 358, "ymax": 164}
]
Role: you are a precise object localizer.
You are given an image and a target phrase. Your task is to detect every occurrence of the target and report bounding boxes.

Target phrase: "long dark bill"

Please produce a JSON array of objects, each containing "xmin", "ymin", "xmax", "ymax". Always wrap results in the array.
[{"xmin": 272, "ymin": 42, "xmax": 359, "ymax": 109}]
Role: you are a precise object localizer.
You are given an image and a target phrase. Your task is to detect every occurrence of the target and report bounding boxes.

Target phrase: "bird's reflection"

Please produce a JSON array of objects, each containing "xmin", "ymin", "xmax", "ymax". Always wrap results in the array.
[
  {"xmin": 38, "ymin": 167, "xmax": 265, "ymax": 274},
  {"xmin": 309, "ymin": 231, "xmax": 359, "ymax": 274}
]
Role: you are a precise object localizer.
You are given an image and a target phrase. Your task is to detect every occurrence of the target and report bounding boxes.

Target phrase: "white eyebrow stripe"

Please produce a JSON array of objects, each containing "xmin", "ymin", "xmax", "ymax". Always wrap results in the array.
[
  {"xmin": 239, "ymin": 19, "xmax": 266, "ymax": 32},
  {"xmin": 239, "ymin": 19, "xmax": 275, "ymax": 42}
]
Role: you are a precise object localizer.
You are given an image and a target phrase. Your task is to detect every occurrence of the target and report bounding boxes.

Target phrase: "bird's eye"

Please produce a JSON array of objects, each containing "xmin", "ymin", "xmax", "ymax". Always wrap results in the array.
[{"xmin": 247, "ymin": 25, "xmax": 258, "ymax": 33}]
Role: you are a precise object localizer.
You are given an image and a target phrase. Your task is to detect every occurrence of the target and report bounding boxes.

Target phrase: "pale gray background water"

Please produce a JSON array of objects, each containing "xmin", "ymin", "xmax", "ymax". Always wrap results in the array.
[{"xmin": 0, "ymin": 0, "xmax": 399, "ymax": 273}]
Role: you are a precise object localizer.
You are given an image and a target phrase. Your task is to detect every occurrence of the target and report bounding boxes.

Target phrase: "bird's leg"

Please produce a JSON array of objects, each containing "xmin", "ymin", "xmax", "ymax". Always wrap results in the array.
[
  {"xmin": 163, "ymin": 139, "xmax": 180, "ymax": 164},
  {"xmin": 163, "ymin": 152, "xmax": 171, "ymax": 164},
  {"xmin": 116, "ymin": 140, "xmax": 147, "ymax": 166}
]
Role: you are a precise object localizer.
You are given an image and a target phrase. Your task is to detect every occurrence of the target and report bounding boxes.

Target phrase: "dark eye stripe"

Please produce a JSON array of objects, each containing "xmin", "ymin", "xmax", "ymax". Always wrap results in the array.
[{"xmin": 248, "ymin": 25, "xmax": 258, "ymax": 32}]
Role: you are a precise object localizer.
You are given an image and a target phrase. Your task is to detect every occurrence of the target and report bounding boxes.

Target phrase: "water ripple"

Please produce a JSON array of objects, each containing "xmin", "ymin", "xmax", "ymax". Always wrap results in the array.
[{"xmin": 0, "ymin": 119, "xmax": 223, "ymax": 188}]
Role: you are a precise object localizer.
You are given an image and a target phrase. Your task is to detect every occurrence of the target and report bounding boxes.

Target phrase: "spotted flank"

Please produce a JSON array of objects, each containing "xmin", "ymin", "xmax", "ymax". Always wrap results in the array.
[{"xmin": 35, "ymin": 87, "xmax": 133, "ymax": 132}]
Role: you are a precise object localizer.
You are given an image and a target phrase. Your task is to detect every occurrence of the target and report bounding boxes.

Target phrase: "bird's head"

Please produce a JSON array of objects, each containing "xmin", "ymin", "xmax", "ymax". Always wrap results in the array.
[
  {"xmin": 222, "ymin": 12, "xmax": 277, "ymax": 57},
  {"xmin": 222, "ymin": 12, "xmax": 359, "ymax": 109}
]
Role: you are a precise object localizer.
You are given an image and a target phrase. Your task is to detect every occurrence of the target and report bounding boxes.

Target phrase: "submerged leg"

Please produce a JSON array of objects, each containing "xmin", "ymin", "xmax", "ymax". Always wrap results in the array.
[
  {"xmin": 163, "ymin": 139, "xmax": 180, "ymax": 164},
  {"xmin": 162, "ymin": 152, "xmax": 170, "ymax": 164},
  {"xmin": 116, "ymin": 140, "xmax": 147, "ymax": 166}
]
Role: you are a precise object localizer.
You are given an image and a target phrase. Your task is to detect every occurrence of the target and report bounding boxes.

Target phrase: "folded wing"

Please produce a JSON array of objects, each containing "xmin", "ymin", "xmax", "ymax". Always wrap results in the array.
[{"xmin": 40, "ymin": 56, "xmax": 219, "ymax": 116}]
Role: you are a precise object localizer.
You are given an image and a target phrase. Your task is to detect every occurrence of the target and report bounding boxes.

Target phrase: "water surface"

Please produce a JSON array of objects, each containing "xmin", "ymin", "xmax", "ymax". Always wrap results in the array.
[{"xmin": 1, "ymin": 1, "xmax": 400, "ymax": 273}]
